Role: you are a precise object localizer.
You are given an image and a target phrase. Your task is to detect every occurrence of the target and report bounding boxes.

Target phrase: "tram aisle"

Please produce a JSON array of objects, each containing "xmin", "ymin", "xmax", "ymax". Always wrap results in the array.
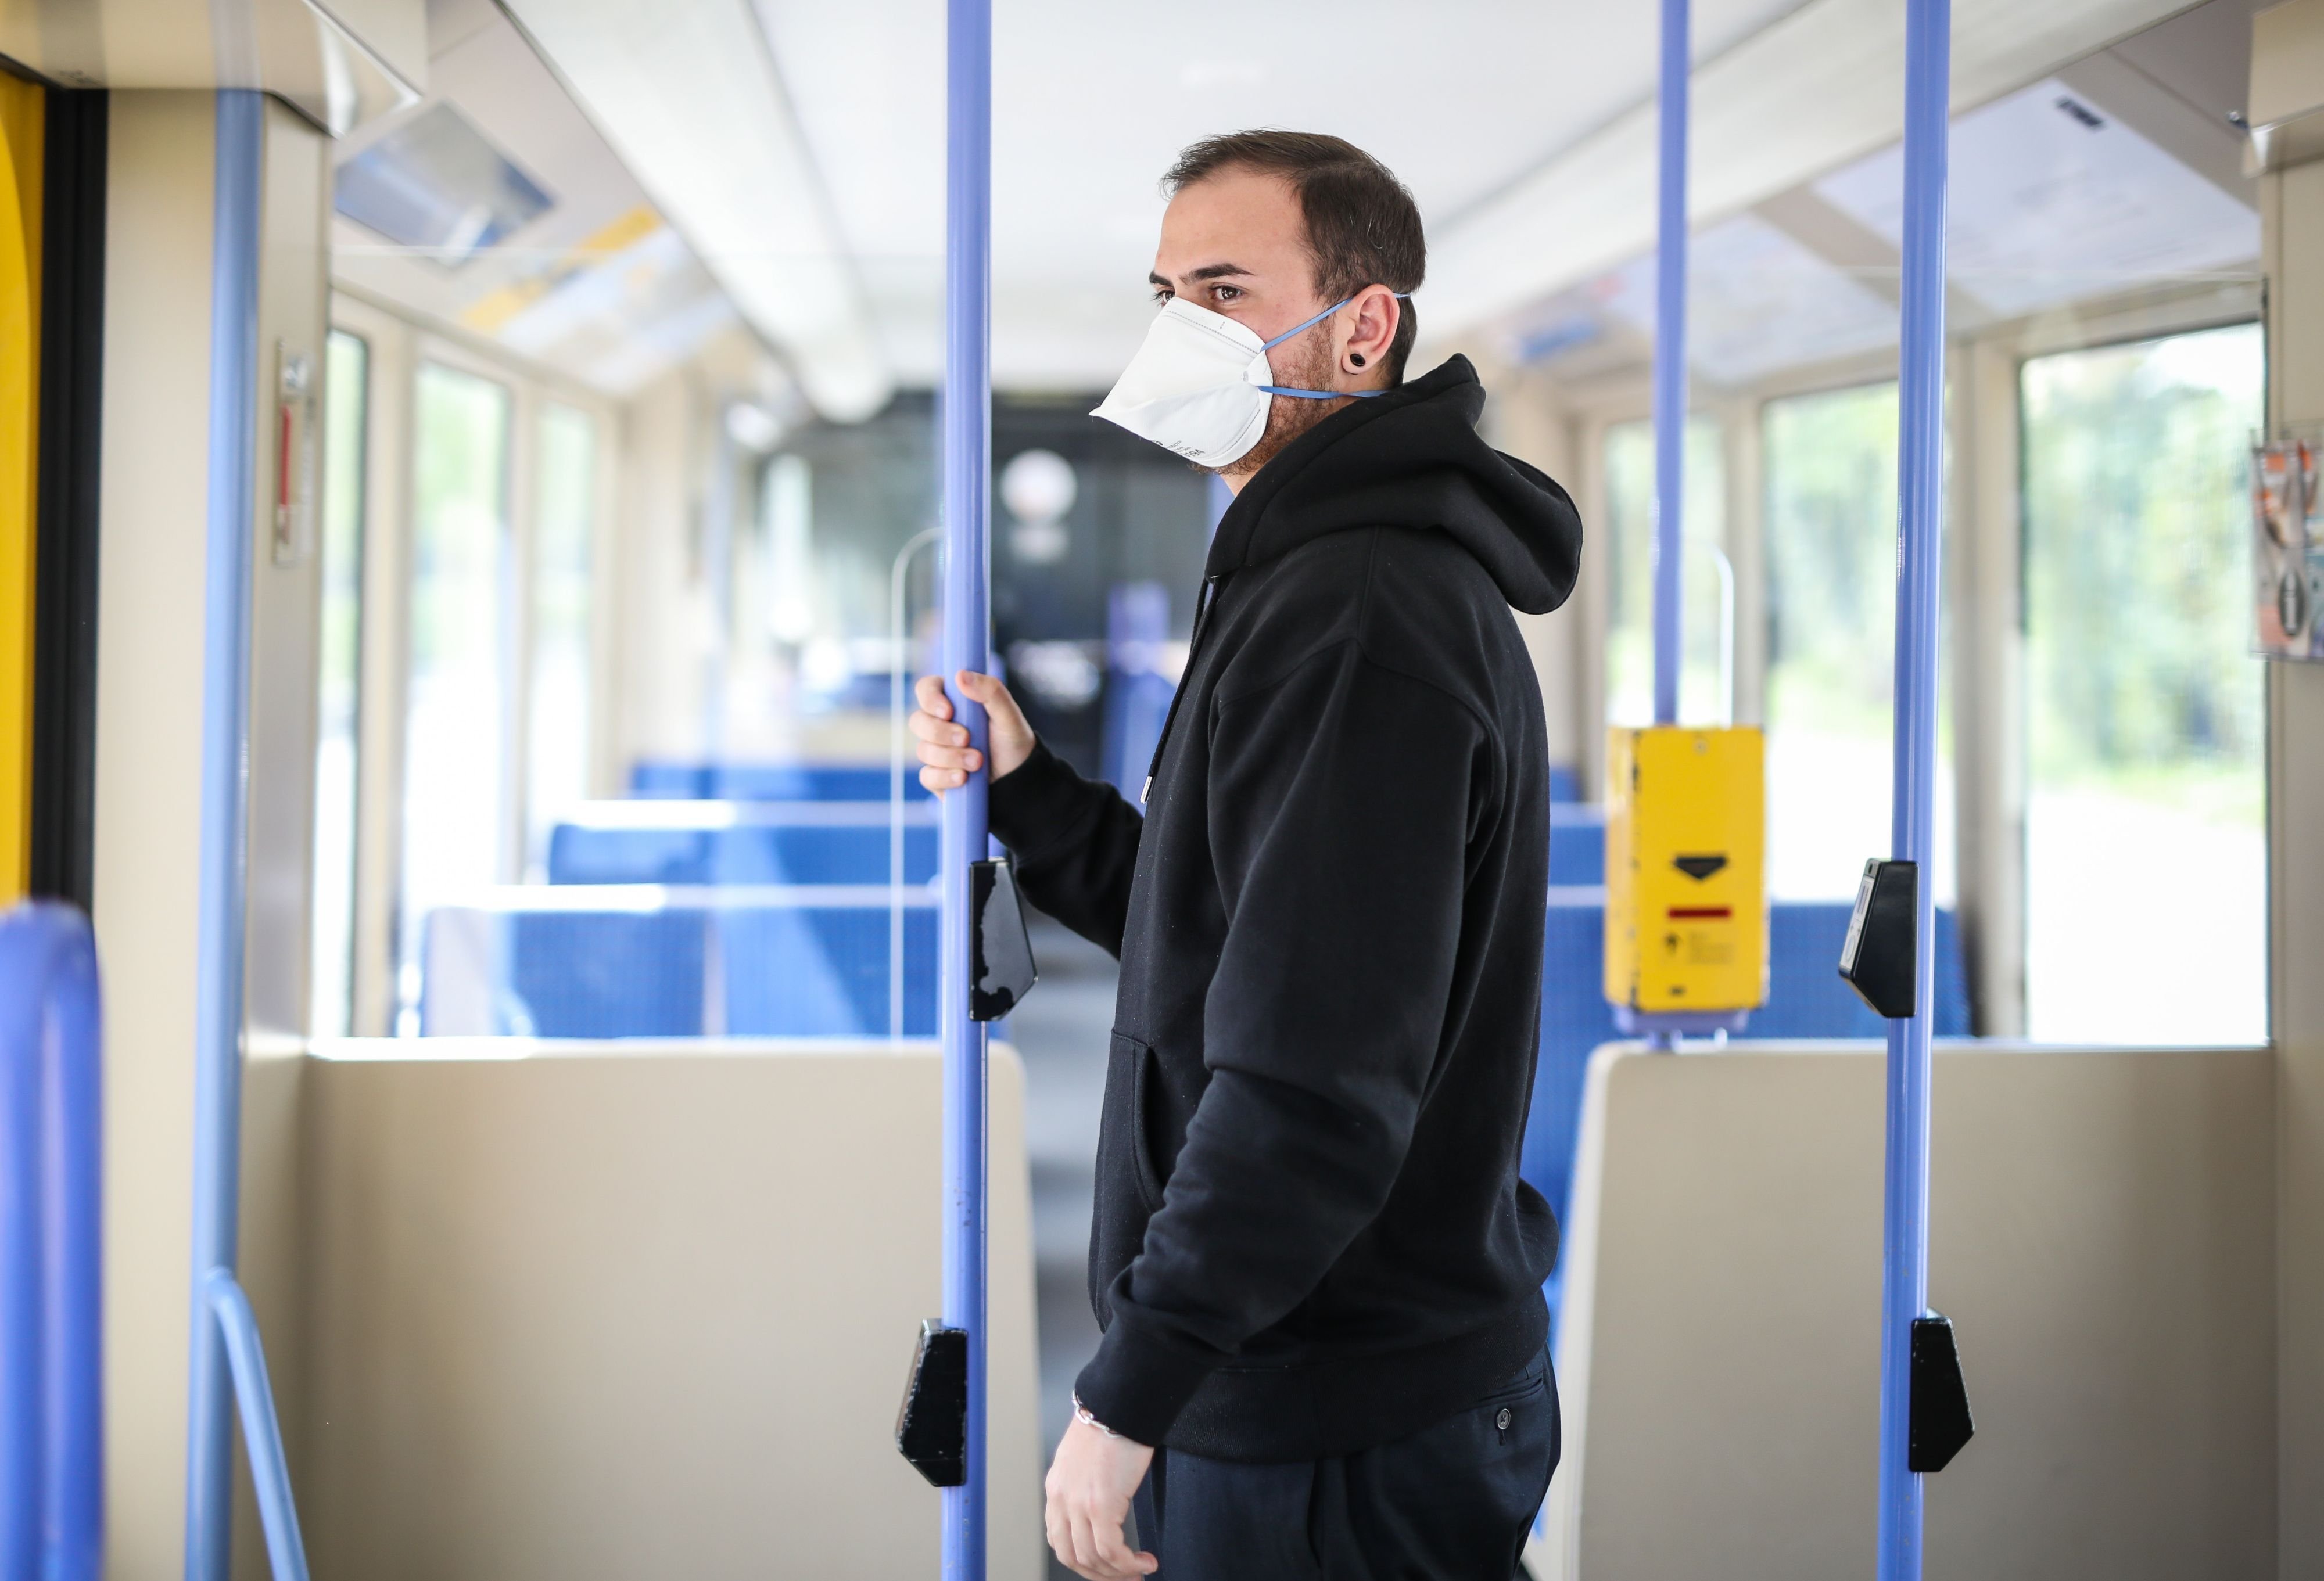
[{"xmin": 1008, "ymin": 915, "xmax": 1116, "ymax": 1489}]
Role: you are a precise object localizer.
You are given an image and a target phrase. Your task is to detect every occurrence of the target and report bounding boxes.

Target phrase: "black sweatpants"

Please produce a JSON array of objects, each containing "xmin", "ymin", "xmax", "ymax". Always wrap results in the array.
[{"xmin": 1128, "ymin": 1345, "xmax": 1558, "ymax": 1581}]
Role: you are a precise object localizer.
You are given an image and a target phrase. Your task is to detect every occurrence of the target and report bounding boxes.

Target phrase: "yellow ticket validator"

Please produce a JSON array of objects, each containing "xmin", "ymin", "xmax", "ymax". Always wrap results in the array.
[{"xmin": 1604, "ymin": 725, "xmax": 1767, "ymax": 1016}]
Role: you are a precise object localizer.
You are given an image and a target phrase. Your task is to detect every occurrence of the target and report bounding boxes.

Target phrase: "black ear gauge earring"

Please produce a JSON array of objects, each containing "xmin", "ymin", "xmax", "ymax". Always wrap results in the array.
[{"xmin": 1350, "ymin": 352, "xmax": 1367, "ymax": 368}]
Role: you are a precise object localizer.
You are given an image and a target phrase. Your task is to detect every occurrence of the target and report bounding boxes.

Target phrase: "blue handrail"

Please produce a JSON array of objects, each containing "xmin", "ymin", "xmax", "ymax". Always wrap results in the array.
[
  {"xmin": 1878, "ymin": 0, "xmax": 1952, "ymax": 1576},
  {"xmin": 203, "ymin": 1275, "xmax": 309, "ymax": 1581},
  {"xmin": 0, "ymin": 902, "xmax": 105, "ymax": 1581},
  {"xmin": 1650, "ymin": 0, "xmax": 1689, "ymax": 729},
  {"xmin": 941, "ymin": 2, "xmax": 994, "ymax": 1576},
  {"xmin": 184, "ymin": 87, "xmax": 310, "ymax": 1581}
]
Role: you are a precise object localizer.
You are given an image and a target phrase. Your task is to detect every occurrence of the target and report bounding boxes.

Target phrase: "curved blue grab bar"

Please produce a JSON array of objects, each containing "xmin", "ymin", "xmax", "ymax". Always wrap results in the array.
[
  {"xmin": 203, "ymin": 1274, "xmax": 309, "ymax": 1581},
  {"xmin": 0, "ymin": 901, "xmax": 105, "ymax": 1581}
]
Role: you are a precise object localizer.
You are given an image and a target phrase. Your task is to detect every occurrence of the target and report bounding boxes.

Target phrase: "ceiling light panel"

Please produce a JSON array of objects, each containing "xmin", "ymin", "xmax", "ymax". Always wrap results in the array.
[
  {"xmin": 1816, "ymin": 77, "xmax": 2260, "ymax": 317},
  {"xmin": 503, "ymin": 0, "xmax": 891, "ymax": 421},
  {"xmin": 335, "ymin": 102, "xmax": 554, "ymax": 265}
]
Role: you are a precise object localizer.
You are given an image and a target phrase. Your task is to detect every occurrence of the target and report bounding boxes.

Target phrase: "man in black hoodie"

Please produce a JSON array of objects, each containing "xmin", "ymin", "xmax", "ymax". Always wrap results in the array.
[{"xmin": 913, "ymin": 131, "xmax": 1583, "ymax": 1580}]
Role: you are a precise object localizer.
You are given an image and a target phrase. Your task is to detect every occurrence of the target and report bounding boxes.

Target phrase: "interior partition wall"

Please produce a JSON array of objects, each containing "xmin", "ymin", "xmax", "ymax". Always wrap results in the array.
[{"xmin": 2251, "ymin": 76, "xmax": 2324, "ymax": 1575}]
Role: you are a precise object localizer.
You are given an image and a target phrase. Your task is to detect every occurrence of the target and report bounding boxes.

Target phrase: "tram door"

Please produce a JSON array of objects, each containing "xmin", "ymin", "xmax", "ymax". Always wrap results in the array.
[{"xmin": 0, "ymin": 76, "xmax": 38, "ymax": 901}]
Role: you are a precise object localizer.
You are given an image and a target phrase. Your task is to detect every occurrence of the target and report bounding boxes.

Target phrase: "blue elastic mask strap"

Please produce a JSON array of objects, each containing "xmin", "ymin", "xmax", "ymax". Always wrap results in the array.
[{"xmin": 1256, "ymin": 292, "xmax": 1411, "ymax": 400}]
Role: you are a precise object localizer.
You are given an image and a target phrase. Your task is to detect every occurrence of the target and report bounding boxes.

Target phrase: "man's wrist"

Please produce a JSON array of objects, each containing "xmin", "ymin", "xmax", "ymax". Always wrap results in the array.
[{"xmin": 1071, "ymin": 1392, "xmax": 1124, "ymax": 1439}]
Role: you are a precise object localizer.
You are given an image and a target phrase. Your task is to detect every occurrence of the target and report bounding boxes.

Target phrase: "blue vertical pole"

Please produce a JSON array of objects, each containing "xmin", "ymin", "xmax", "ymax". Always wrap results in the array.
[
  {"xmin": 941, "ymin": 2, "xmax": 992, "ymax": 1578},
  {"xmin": 1650, "ymin": 0, "xmax": 1689, "ymax": 728},
  {"xmin": 1879, "ymin": 0, "xmax": 1950, "ymax": 1575},
  {"xmin": 185, "ymin": 88, "xmax": 264, "ymax": 1581}
]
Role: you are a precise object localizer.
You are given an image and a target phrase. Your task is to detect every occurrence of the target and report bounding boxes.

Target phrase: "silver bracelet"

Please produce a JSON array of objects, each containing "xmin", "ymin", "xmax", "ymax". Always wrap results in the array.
[{"xmin": 1071, "ymin": 1392, "xmax": 1122, "ymax": 1438}]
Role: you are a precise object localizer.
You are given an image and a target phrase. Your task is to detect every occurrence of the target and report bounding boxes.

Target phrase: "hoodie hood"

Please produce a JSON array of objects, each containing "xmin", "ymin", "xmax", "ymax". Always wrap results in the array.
[{"xmin": 1203, "ymin": 355, "xmax": 1582, "ymax": 615}]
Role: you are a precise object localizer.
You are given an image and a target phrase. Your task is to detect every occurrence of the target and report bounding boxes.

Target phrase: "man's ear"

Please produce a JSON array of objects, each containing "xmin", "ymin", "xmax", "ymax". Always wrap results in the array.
[{"xmin": 1340, "ymin": 285, "xmax": 1400, "ymax": 384}]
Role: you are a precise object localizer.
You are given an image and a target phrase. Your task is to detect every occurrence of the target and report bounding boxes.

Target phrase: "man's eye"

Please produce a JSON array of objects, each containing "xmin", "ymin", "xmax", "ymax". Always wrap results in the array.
[
  {"xmin": 1152, "ymin": 288, "xmax": 1174, "ymax": 304},
  {"xmin": 1212, "ymin": 285, "xmax": 1242, "ymax": 303}
]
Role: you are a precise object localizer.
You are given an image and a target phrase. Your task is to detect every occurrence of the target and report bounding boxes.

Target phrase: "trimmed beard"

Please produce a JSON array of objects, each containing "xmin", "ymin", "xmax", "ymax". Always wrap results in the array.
[{"xmin": 1211, "ymin": 329, "xmax": 1346, "ymax": 484}]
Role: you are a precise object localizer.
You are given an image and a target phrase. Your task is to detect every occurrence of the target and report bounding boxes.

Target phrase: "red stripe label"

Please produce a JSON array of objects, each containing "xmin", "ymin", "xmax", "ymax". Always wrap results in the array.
[{"xmin": 1667, "ymin": 906, "xmax": 1733, "ymax": 919}]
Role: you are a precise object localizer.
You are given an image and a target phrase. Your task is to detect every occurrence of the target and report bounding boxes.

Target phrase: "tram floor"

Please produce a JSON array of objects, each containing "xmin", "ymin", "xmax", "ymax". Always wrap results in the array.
[{"xmin": 1013, "ymin": 914, "xmax": 1117, "ymax": 1511}]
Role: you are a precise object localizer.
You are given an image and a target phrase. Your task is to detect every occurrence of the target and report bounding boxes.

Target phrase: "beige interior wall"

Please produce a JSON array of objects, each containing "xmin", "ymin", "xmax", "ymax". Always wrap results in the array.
[
  {"xmin": 1947, "ymin": 335, "xmax": 2028, "ymax": 1037},
  {"xmin": 92, "ymin": 89, "xmax": 215, "ymax": 1581},
  {"xmin": 295, "ymin": 1040, "xmax": 1044, "ymax": 1580},
  {"xmin": 2257, "ymin": 10, "xmax": 2324, "ymax": 1561},
  {"xmin": 91, "ymin": 89, "xmax": 331, "ymax": 1580},
  {"xmin": 1479, "ymin": 355, "xmax": 1587, "ymax": 774},
  {"xmin": 611, "ymin": 366, "xmax": 706, "ymax": 772},
  {"xmin": 1538, "ymin": 1043, "xmax": 2276, "ymax": 1581}
]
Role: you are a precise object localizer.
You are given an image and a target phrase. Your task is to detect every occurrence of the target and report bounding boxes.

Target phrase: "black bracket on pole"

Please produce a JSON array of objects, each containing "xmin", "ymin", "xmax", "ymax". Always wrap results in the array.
[
  {"xmin": 1909, "ymin": 1311, "xmax": 1974, "ymax": 1472},
  {"xmin": 970, "ymin": 858, "xmax": 1037, "ymax": 1021},
  {"xmin": 896, "ymin": 1319, "xmax": 968, "ymax": 1487},
  {"xmin": 1838, "ymin": 858, "xmax": 1918, "ymax": 1019}
]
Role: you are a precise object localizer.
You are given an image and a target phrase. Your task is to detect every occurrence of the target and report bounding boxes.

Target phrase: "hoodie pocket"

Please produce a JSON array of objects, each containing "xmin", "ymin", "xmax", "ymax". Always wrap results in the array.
[{"xmin": 1111, "ymin": 1030, "xmax": 1169, "ymax": 1213}]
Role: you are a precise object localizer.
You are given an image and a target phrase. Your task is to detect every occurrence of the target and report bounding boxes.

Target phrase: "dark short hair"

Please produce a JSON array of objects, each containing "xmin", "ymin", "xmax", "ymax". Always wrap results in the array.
[{"xmin": 1163, "ymin": 130, "xmax": 1425, "ymax": 384}]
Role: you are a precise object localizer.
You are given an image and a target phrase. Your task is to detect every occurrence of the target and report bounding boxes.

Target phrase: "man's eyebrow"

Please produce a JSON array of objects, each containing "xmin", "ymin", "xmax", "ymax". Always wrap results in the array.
[{"xmin": 1149, "ymin": 262, "xmax": 1254, "ymax": 288}]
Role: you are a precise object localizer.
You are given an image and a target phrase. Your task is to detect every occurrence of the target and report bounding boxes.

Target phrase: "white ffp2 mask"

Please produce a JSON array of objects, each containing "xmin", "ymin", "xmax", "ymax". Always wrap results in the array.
[{"xmin": 1090, "ymin": 295, "xmax": 1396, "ymax": 468}]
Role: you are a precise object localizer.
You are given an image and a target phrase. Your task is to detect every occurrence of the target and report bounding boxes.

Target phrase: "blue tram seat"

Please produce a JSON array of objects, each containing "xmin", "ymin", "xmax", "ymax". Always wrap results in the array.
[
  {"xmin": 1522, "ymin": 894, "xmax": 1971, "ymax": 1321},
  {"xmin": 720, "ymin": 905, "xmax": 939, "ymax": 1036},
  {"xmin": 629, "ymin": 761, "xmax": 932, "ymax": 802},
  {"xmin": 548, "ymin": 803, "xmax": 939, "ymax": 887},
  {"xmin": 1548, "ymin": 806, "xmax": 1604, "ymax": 886},
  {"xmin": 420, "ymin": 888, "xmax": 939, "ymax": 1039}
]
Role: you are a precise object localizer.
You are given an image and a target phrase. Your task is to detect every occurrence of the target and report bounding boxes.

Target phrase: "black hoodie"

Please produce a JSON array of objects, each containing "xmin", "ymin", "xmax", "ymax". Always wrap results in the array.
[{"xmin": 988, "ymin": 356, "xmax": 1584, "ymax": 1461}]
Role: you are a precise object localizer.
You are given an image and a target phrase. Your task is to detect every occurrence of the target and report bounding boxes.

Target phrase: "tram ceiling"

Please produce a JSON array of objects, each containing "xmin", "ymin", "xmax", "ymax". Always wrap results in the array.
[
  {"xmin": 499, "ymin": 0, "xmax": 890, "ymax": 421},
  {"xmin": 310, "ymin": 0, "xmax": 2256, "ymax": 414},
  {"xmin": 719, "ymin": 0, "xmax": 2233, "ymax": 397}
]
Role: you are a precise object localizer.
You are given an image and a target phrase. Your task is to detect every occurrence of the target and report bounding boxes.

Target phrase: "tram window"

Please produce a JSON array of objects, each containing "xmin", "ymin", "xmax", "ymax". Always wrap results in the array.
[
  {"xmin": 310, "ymin": 329, "xmax": 368, "ymax": 1037},
  {"xmin": 527, "ymin": 403, "xmax": 596, "ymax": 875},
  {"xmin": 398, "ymin": 362, "xmax": 514, "ymax": 1029},
  {"xmin": 2020, "ymin": 323, "xmax": 2266, "ymax": 1045},
  {"xmin": 1602, "ymin": 416, "xmax": 1725, "ymax": 731},
  {"xmin": 1762, "ymin": 383, "xmax": 1956, "ymax": 901}
]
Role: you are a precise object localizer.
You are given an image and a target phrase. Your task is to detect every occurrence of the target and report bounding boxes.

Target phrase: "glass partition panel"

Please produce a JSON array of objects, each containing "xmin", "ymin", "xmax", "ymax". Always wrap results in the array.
[
  {"xmin": 1602, "ymin": 416, "xmax": 1726, "ymax": 734},
  {"xmin": 310, "ymin": 329, "xmax": 367, "ymax": 1036},
  {"xmin": 399, "ymin": 362, "xmax": 514, "ymax": 1030},
  {"xmin": 2021, "ymin": 323, "xmax": 2266, "ymax": 1044},
  {"xmin": 528, "ymin": 403, "xmax": 596, "ymax": 875}
]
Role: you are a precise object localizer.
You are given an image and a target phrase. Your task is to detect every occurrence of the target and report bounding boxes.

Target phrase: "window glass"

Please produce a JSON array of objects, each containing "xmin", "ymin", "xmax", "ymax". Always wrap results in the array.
[
  {"xmin": 1762, "ymin": 382, "xmax": 1956, "ymax": 901},
  {"xmin": 1602, "ymin": 416, "xmax": 1726, "ymax": 731},
  {"xmin": 527, "ymin": 403, "xmax": 596, "ymax": 874},
  {"xmin": 399, "ymin": 362, "xmax": 513, "ymax": 1030},
  {"xmin": 2020, "ymin": 323, "xmax": 2266, "ymax": 1044},
  {"xmin": 310, "ymin": 329, "xmax": 367, "ymax": 1036}
]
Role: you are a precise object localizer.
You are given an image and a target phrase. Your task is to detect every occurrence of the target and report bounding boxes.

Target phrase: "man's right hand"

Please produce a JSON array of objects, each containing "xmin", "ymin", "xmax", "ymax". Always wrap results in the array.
[{"xmin": 910, "ymin": 670, "xmax": 1035, "ymax": 793}]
